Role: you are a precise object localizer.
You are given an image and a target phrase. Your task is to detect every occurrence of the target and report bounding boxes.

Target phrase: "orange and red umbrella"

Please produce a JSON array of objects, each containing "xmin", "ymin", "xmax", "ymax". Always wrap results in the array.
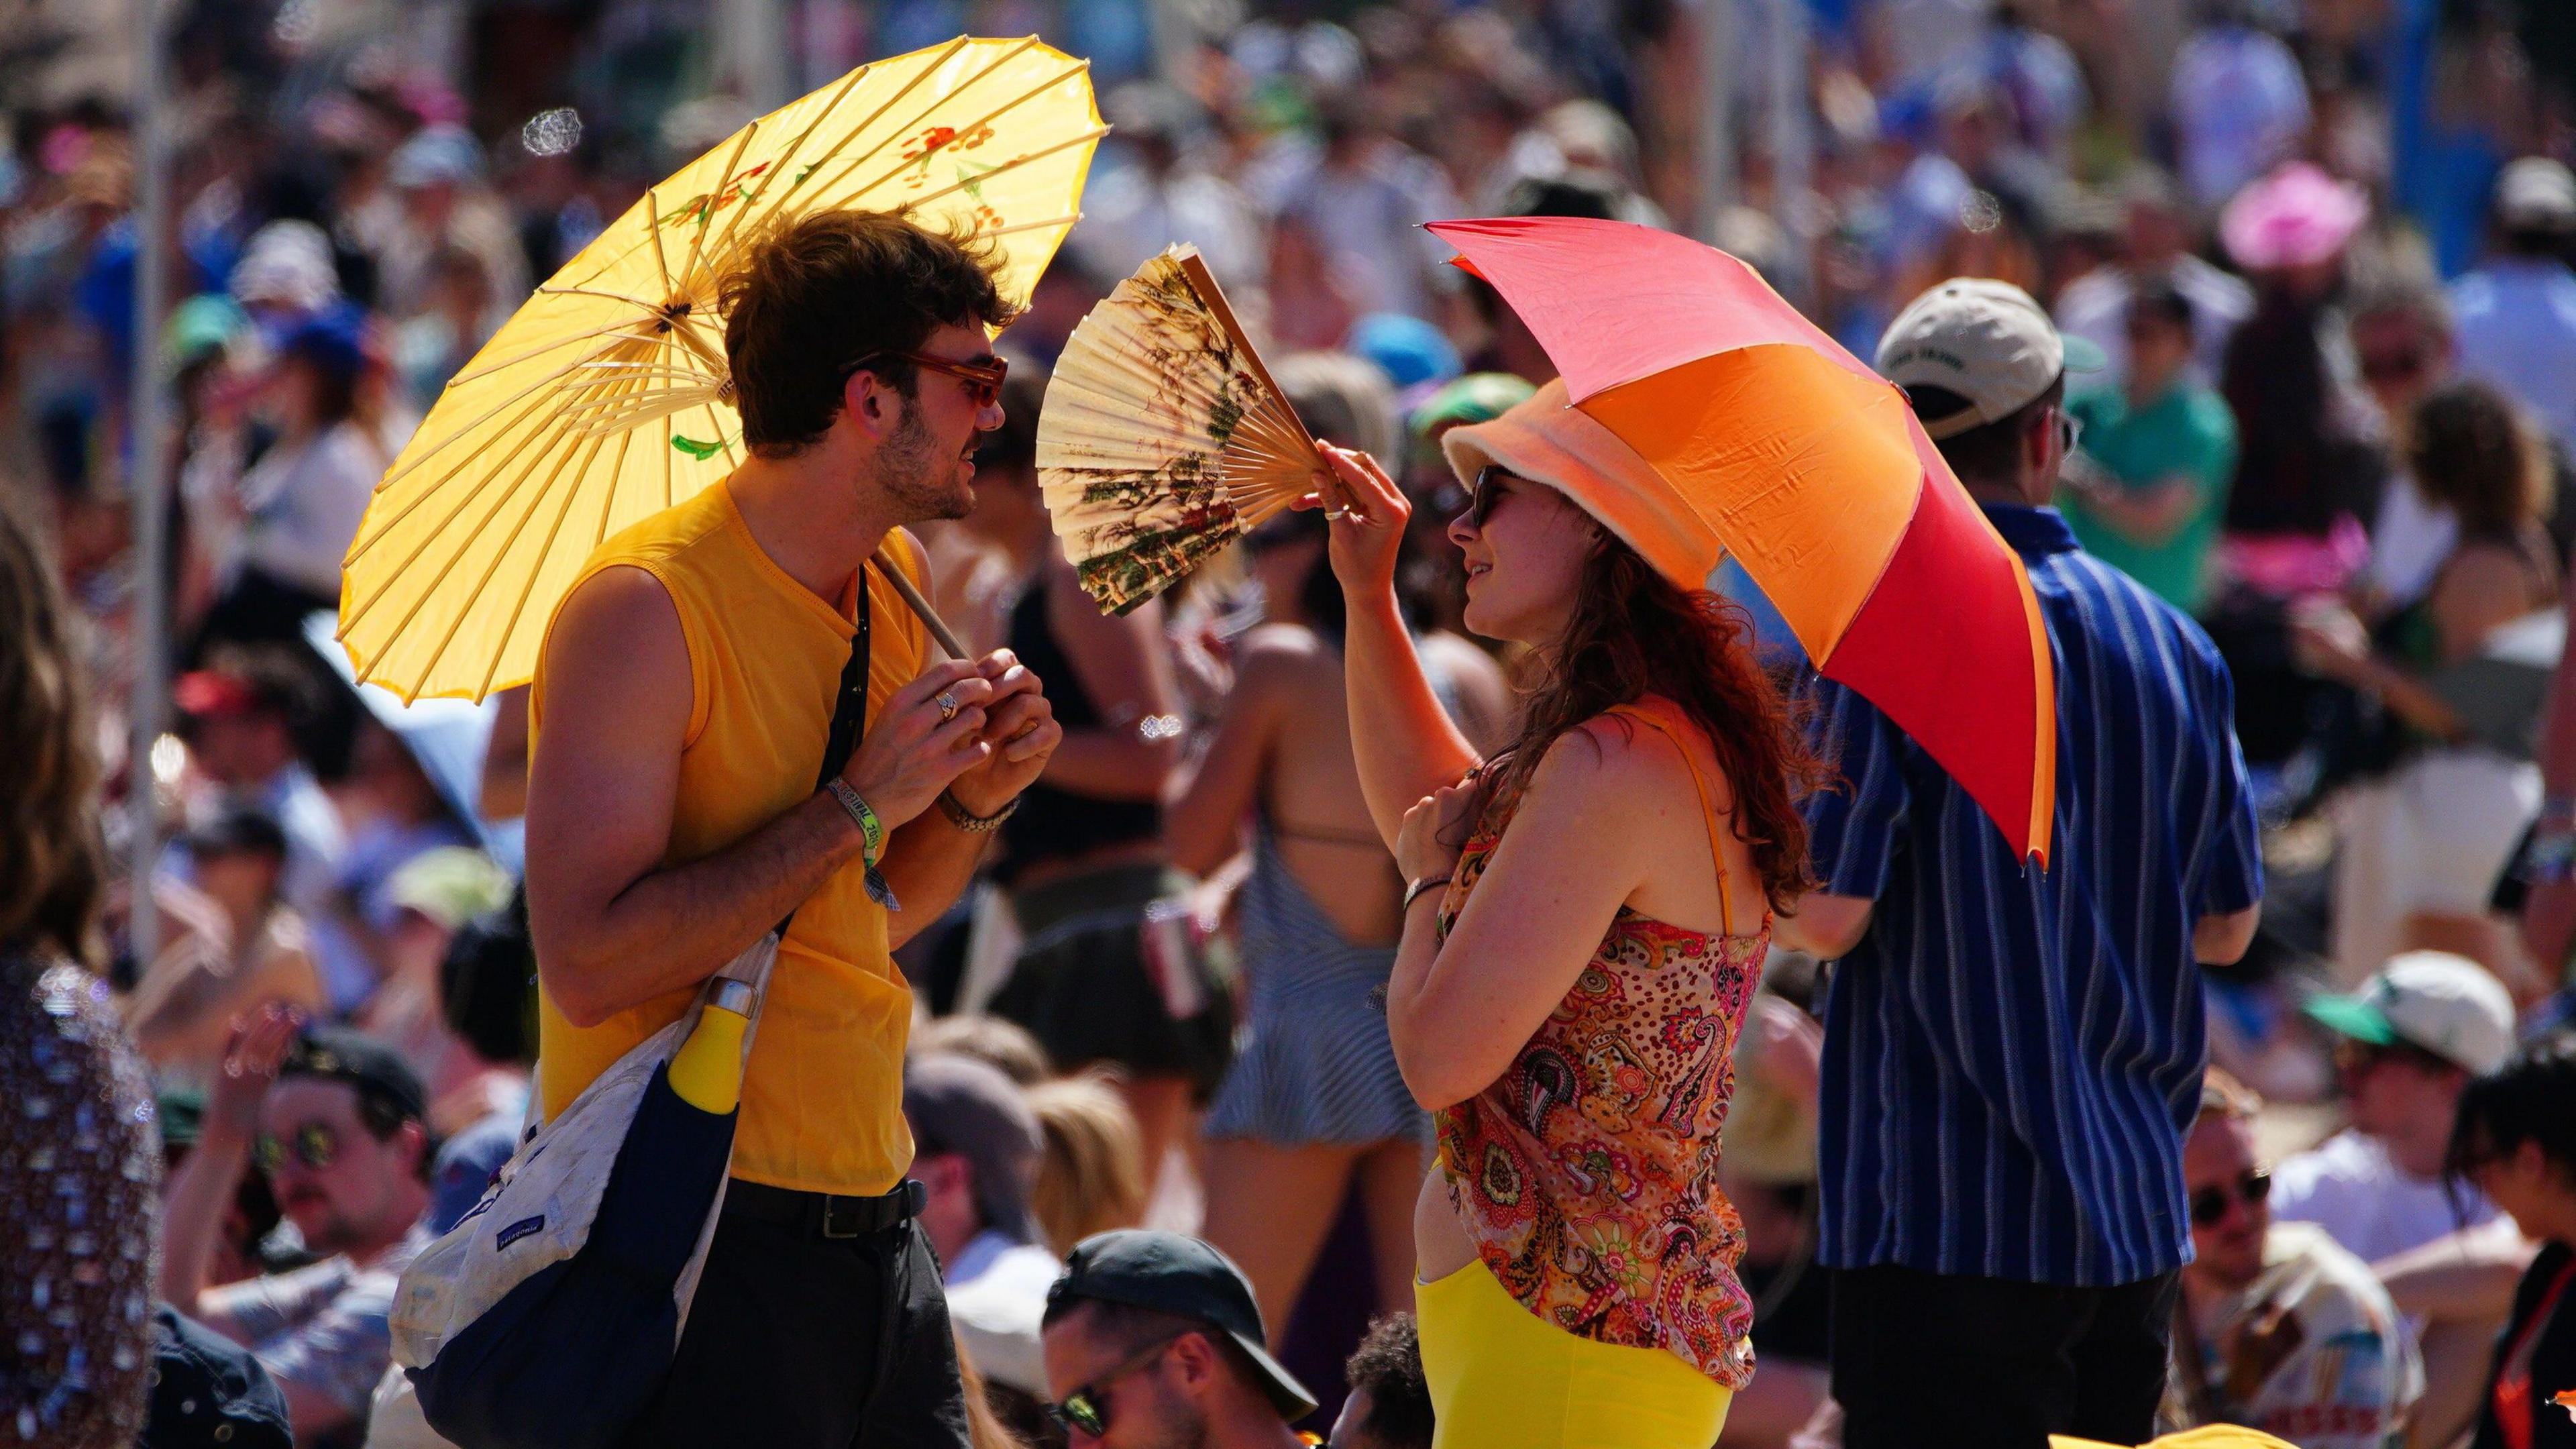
[{"xmin": 1428, "ymin": 216, "xmax": 2055, "ymax": 863}]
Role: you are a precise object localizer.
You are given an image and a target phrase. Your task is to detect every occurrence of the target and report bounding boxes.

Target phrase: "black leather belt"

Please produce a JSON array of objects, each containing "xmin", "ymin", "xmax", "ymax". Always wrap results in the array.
[{"xmin": 724, "ymin": 1179, "xmax": 926, "ymax": 1239}]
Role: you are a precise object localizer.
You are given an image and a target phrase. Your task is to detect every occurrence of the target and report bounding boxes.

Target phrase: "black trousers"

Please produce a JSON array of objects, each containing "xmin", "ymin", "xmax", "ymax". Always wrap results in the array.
[
  {"xmin": 1831, "ymin": 1264, "xmax": 2180, "ymax": 1449},
  {"xmin": 621, "ymin": 1202, "xmax": 969, "ymax": 1448}
]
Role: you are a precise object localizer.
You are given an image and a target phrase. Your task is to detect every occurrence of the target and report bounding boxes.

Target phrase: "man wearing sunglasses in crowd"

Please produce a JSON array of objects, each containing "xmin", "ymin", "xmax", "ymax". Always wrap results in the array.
[
  {"xmin": 523, "ymin": 210, "xmax": 1062, "ymax": 1444},
  {"xmin": 1040, "ymin": 1230, "xmax": 1322, "ymax": 1448},
  {"xmin": 159, "ymin": 1006, "xmax": 437, "ymax": 1446},
  {"xmin": 2164, "ymin": 1069, "xmax": 2423, "ymax": 1448}
]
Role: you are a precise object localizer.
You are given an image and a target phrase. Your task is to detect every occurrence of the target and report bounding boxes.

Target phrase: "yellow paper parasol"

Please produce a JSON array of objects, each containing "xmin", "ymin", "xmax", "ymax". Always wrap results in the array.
[{"xmin": 337, "ymin": 37, "xmax": 1102, "ymax": 700}]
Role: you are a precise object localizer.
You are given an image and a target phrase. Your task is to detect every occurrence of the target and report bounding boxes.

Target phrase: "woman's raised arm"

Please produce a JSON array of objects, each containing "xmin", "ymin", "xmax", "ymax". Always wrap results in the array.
[{"xmin": 1316, "ymin": 443, "xmax": 1485, "ymax": 849}]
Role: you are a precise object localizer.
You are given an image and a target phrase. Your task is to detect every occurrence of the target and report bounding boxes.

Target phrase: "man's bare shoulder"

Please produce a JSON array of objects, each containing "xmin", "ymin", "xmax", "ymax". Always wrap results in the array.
[
  {"xmin": 550, "ymin": 565, "xmax": 684, "ymax": 660},
  {"xmin": 537, "ymin": 565, "xmax": 692, "ymax": 730}
]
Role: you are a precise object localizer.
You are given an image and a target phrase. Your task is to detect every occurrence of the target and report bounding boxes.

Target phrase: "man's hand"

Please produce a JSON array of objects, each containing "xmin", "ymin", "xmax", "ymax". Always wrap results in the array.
[
  {"xmin": 839, "ymin": 659, "xmax": 1002, "ymax": 831},
  {"xmin": 947, "ymin": 649, "xmax": 1062, "ymax": 818},
  {"xmin": 208, "ymin": 1004, "xmax": 301, "ymax": 1143}
]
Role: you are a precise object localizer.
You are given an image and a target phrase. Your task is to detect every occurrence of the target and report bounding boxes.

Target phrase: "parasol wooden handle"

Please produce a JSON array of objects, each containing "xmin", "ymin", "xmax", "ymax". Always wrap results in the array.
[{"xmin": 873, "ymin": 546, "xmax": 969, "ymax": 661}]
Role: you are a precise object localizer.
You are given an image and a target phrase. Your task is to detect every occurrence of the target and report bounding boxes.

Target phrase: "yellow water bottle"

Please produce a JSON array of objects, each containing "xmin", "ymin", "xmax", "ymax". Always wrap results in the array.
[{"xmin": 668, "ymin": 979, "xmax": 754, "ymax": 1113}]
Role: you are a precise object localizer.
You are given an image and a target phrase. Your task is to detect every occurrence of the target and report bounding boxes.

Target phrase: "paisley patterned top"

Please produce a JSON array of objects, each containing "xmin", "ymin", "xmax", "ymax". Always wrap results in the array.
[{"xmin": 1433, "ymin": 702, "xmax": 1768, "ymax": 1387}]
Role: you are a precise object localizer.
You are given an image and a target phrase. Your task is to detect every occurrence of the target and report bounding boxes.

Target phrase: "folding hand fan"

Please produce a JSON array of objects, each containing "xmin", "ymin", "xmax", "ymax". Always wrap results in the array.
[{"xmin": 1036, "ymin": 244, "xmax": 1326, "ymax": 613}]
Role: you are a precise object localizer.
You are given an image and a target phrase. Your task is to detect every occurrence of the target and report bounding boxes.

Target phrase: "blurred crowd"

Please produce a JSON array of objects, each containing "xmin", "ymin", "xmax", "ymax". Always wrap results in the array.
[{"xmin": 11, "ymin": 0, "xmax": 2576, "ymax": 1446}]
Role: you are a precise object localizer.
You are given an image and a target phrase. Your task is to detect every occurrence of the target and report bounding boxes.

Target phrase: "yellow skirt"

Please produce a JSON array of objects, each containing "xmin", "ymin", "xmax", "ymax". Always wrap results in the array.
[{"xmin": 1415, "ymin": 1258, "xmax": 1732, "ymax": 1449}]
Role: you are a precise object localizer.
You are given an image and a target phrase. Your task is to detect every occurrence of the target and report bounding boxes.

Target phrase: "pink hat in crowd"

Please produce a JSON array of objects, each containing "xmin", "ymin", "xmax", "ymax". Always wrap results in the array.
[{"xmin": 2221, "ymin": 162, "xmax": 2369, "ymax": 271}]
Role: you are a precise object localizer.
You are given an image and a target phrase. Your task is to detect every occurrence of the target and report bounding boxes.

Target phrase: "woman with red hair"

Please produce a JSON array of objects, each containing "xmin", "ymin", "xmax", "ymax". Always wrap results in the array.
[{"xmin": 1311, "ymin": 381, "xmax": 1821, "ymax": 1448}]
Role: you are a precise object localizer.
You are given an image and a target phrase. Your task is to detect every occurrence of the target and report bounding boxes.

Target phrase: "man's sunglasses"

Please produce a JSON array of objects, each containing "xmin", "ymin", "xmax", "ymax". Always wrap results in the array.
[
  {"xmin": 2188, "ymin": 1168, "xmax": 2270, "ymax": 1226},
  {"xmin": 254, "ymin": 1120, "xmax": 341, "ymax": 1175},
  {"xmin": 2051, "ymin": 406, "xmax": 2084, "ymax": 457},
  {"xmin": 847, "ymin": 349, "xmax": 1009, "ymax": 409},
  {"xmin": 1044, "ymin": 1332, "xmax": 1185, "ymax": 1437}
]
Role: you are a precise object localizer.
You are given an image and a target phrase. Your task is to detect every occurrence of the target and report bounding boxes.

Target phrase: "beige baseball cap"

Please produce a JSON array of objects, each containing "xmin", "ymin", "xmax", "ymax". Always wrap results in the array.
[
  {"xmin": 2496, "ymin": 156, "xmax": 2576, "ymax": 234},
  {"xmin": 2303, "ymin": 951, "xmax": 2518, "ymax": 1077},
  {"xmin": 1874, "ymin": 278, "xmax": 2106, "ymax": 440}
]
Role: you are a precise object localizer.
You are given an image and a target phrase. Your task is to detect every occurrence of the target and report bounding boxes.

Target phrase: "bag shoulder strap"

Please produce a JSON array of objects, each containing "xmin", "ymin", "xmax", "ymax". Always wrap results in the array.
[{"xmin": 773, "ymin": 564, "xmax": 873, "ymax": 938}]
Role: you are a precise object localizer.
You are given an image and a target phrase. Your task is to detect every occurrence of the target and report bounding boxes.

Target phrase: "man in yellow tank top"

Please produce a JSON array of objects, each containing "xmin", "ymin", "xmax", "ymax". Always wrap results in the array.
[{"xmin": 523, "ymin": 211, "xmax": 1064, "ymax": 1447}]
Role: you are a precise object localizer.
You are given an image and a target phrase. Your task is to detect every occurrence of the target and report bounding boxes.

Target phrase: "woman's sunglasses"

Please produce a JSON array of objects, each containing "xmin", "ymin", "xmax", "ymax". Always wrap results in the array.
[
  {"xmin": 846, "ymin": 349, "xmax": 1010, "ymax": 409},
  {"xmin": 254, "ymin": 1120, "xmax": 341, "ymax": 1175},
  {"xmin": 1044, "ymin": 1333, "xmax": 1184, "ymax": 1437},
  {"xmin": 1464, "ymin": 465, "xmax": 1524, "ymax": 528},
  {"xmin": 2188, "ymin": 1168, "xmax": 2270, "ymax": 1227}
]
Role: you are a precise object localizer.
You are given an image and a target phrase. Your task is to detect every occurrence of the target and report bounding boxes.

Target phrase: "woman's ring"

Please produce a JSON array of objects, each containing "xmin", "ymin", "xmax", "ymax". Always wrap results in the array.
[
  {"xmin": 1324, "ymin": 506, "xmax": 1352, "ymax": 522},
  {"xmin": 936, "ymin": 690, "xmax": 960, "ymax": 722}
]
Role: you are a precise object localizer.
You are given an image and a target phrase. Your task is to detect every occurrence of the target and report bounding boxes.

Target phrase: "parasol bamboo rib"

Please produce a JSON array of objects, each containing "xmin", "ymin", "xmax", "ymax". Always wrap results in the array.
[
  {"xmin": 476, "ymin": 431, "xmax": 612, "ymax": 698},
  {"xmin": 343, "ymin": 382, "xmax": 572, "ymax": 569},
  {"xmin": 675, "ymin": 121, "xmax": 763, "ymax": 297},
  {"xmin": 828, "ymin": 55, "xmax": 1087, "ymax": 207},
  {"xmin": 608, "ymin": 37, "xmax": 980, "ymax": 289},
  {"xmin": 405, "ymin": 429, "xmax": 606, "ymax": 702},
  {"xmin": 890, "ymin": 125, "xmax": 1108, "ymax": 216},
  {"xmin": 784, "ymin": 38, "xmax": 1048, "ymax": 213},
  {"xmin": 349, "ymin": 416, "xmax": 584, "ymax": 647}
]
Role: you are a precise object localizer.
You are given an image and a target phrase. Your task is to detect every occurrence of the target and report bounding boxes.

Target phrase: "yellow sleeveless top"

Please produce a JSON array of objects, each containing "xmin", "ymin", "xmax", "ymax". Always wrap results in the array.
[{"xmin": 531, "ymin": 478, "xmax": 929, "ymax": 1195}]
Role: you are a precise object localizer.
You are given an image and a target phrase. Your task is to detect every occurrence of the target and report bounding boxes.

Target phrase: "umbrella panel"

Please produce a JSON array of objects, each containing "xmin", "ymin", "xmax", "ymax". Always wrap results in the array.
[{"xmin": 1584, "ymin": 345, "xmax": 1919, "ymax": 663}]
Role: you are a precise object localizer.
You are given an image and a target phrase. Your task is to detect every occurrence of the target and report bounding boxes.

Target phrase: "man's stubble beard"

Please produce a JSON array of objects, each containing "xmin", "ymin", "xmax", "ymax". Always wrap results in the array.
[{"xmin": 871, "ymin": 402, "xmax": 973, "ymax": 524}]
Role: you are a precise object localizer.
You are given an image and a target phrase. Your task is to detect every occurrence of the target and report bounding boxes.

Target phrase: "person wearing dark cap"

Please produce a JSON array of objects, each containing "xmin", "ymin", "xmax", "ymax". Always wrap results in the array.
[
  {"xmin": 908, "ymin": 1052, "xmax": 1061, "ymax": 1402},
  {"xmin": 158, "ymin": 1008, "xmax": 435, "ymax": 1446},
  {"xmin": 140, "ymin": 1304, "xmax": 294, "ymax": 1449},
  {"xmin": 1040, "ymin": 1230, "xmax": 1319, "ymax": 1448}
]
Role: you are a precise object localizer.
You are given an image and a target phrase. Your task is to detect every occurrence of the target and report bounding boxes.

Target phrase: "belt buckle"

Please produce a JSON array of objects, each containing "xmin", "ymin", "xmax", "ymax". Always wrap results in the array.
[{"xmin": 821, "ymin": 1195, "xmax": 865, "ymax": 1239}]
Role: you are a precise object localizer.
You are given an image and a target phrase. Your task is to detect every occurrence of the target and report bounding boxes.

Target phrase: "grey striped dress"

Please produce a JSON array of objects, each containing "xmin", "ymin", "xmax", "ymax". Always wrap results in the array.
[{"xmin": 1203, "ymin": 826, "xmax": 1430, "ymax": 1146}]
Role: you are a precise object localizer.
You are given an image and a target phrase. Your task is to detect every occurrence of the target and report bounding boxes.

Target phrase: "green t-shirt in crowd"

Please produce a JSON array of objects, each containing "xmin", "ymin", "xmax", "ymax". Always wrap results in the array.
[{"xmin": 2057, "ymin": 383, "xmax": 2239, "ymax": 613}]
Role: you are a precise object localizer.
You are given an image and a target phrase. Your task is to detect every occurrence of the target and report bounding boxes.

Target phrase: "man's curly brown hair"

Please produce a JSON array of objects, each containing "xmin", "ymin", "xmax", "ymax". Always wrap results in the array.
[{"xmin": 720, "ymin": 209, "xmax": 1022, "ymax": 458}]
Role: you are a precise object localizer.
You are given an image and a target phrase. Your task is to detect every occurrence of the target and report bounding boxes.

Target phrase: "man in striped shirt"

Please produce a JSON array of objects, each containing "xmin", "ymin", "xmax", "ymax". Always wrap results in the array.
[{"xmin": 1778, "ymin": 279, "xmax": 2265, "ymax": 1449}]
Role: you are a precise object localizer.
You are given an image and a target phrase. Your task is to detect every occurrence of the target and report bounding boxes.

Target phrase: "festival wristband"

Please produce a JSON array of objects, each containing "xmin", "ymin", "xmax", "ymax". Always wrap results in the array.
[
  {"xmin": 1401, "ymin": 875, "xmax": 1452, "ymax": 914},
  {"xmin": 826, "ymin": 781, "xmax": 902, "ymax": 910},
  {"xmin": 826, "ymin": 780, "xmax": 886, "ymax": 864}
]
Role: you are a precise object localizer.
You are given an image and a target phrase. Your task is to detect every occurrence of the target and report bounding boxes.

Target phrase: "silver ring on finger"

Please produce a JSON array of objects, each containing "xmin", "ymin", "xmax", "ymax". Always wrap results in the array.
[{"xmin": 936, "ymin": 690, "xmax": 960, "ymax": 722}]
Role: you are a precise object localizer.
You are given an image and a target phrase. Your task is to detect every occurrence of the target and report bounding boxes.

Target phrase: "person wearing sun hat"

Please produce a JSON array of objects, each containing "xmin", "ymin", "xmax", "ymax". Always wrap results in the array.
[
  {"xmin": 1310, "ymin": 353, "xmax": 1821, "ymax": 1445},
  {"xmin": 1776, "ymin": 274, "xmax": 2265, "ymax": 1449},
  {"xmin": 2269, "ymin": 951, "xmax": 2515, "ymax": 1265},
  {"xmin": 1436, "ymin": 376, "xmax": 1723, "ymax": 589}
]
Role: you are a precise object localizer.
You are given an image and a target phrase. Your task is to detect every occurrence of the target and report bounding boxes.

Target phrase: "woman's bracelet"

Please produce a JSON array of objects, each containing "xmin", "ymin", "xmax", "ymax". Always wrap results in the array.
[{"xmin": 1401, "ymin": 875, "xmax": 1452, "ymax": 914}]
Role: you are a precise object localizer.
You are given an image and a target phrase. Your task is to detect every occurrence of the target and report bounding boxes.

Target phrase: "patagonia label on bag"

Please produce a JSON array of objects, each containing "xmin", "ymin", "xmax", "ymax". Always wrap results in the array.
[{"xmin": 495, "ymin": 1216, "xmax": 546, "ymax": 1250}]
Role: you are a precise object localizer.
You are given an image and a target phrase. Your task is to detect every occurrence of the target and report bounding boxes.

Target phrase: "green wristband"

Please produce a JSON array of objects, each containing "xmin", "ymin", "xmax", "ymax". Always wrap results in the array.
[
  {"xmin": 826, "ymin": 780, "xmax": 885, "ymax": 867},
  {"xmin": 826, "ymin": 780, "xmax": 901, "ymax": 910}
]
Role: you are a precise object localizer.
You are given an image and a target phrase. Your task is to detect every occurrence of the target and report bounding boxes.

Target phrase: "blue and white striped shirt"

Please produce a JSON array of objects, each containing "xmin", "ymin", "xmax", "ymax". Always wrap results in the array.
[{"xmin": 1802, "ymin": 503, "xmax": 2263, "ymax": 1287}]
